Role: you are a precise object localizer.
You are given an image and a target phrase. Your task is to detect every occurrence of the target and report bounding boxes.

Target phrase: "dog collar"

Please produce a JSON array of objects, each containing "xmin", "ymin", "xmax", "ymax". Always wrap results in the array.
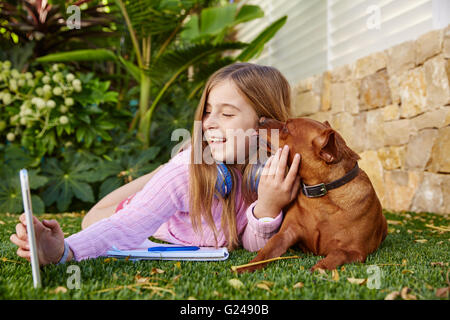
[{"xmin": 301, "ymin": 163, "xmax": 359, "ymax": 198}]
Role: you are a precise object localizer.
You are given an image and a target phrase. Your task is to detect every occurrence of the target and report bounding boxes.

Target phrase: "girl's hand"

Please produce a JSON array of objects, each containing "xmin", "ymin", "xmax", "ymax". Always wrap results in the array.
[
  {"xmin": 10, "ymin": 213, "xmax": 66, "ymax": 266},
  {"xmin": 254, "ymin": 145, "xmax": 301, "ymax": 218}
]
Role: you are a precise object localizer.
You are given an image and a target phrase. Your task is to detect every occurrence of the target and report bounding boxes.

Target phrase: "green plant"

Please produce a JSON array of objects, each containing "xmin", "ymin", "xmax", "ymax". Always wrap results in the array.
[
  {"xmin": 91, "ymin": 142, "xmax": 161, "ymax": 200},
  {"xmin": 0, "ymin": 144, "xmax": 48, "ymax": 214},
  {"xmin": 0, "ymin": 60, "xmax": 123, "ymax": 158},
  {"xmin": 0, "ymin": 0, "xmax": 116, "ymax": 58},
  {"xmin": 40, "ymin": 148, "xmax": 100, "ymax": 212},
  {"xmin": 36, "ymin": 0, "xmax": 287, "ymax": 148}
]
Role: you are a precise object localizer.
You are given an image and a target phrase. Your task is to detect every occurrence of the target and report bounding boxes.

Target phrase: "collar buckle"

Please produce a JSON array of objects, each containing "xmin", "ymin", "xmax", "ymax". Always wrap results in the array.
[{"xmin": 302, "ymin": 182, "xmax": 328, "ymax": 198}]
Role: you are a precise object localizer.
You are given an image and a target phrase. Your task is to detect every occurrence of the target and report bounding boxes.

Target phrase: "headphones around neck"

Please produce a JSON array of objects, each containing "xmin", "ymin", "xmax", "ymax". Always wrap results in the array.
[{"xmin": 215, "ymin": 160, "xmax": 266, "ymax": 199}]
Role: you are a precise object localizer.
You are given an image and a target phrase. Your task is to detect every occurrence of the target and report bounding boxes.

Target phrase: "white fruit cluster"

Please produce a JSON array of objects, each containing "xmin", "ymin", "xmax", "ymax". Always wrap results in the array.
[{"xmin": 0, "ymin": 61, "xmax": 82, "ymax": 140}]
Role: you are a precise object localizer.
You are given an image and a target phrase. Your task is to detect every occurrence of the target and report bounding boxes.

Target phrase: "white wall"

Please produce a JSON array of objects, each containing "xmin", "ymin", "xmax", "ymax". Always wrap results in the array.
[{"xmin": 236, "ymin": 0, "xmax": 449, "ymax": 86}]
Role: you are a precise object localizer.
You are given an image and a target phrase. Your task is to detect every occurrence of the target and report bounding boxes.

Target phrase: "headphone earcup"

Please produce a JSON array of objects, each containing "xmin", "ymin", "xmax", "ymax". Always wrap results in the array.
[
  {"xmin": 215, "ymin": 163, "xmax": 233, "ymax": 198},
  {"xmin": 247, "ymin": 160, "xmax": 267, "ymax": 193}
]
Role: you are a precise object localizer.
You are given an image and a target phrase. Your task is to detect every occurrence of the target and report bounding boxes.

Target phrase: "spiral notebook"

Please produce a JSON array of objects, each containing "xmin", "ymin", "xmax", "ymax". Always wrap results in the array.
[{"xmin": 106, "ymin": 240, "xmax": 229, "ymax": 261}]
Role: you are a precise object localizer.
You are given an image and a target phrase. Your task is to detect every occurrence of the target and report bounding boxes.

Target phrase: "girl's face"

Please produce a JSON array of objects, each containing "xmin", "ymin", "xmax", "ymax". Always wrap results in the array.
[{"xmin": 203, "ymin": 79, "xmax": 259, "ymax": 164}]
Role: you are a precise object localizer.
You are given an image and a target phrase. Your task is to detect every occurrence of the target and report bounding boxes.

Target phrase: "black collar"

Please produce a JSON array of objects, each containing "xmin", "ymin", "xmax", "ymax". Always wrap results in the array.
[{"xmin": 301, "ymin": 163, "xmax": 360, "ymax": 198}]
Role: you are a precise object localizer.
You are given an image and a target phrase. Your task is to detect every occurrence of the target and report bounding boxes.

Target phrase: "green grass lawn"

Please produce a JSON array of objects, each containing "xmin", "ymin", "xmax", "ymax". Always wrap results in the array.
[{"xmin": 0, "ymin": 210, "xmax": 448, "ymax": 300}]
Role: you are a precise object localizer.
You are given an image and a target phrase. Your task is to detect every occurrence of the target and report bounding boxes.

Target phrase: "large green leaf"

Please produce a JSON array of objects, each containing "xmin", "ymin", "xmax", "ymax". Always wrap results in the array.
[
  {"xmin": 180, "ymin": 4, "xmax": 264, "ymax": 42},
  {"xmin": 41, "ymin": 154, "xmax": 97, "ymax": 211},
  {"xmin": 149, "ymin": 42, "xmax": 247, "ymax": 84},
  {"xmin": 236, "ymin": 15, "xmax": 287, "ymax": 62},
  {"xmin": 234, "ymin": 5, "xmax": 264, "ymax": 25},
  {"xmin": 0, "ymin": 169, "xmax": 48, "ymax": 214},
  {"xmin": 118, "ymin": 56, "xmax": 142, "ymax": 83},
  {"xmin": 179, "ymin": 15, "xmax": 199, "ymax": 41},
  {"xmin": 200, "ymin": 3, "xmax": 237, "ymax": 36},
  {"xmin": 99, "ymin": 176, "xmax": 123, "ymax": 200},
  {"xmin": 36, "ymin": 49, "xmax": 117, "ymax": 63}
]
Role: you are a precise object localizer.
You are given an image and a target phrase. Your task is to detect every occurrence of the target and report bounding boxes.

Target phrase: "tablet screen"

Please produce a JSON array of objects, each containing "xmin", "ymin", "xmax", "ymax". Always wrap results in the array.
[{"xmin": 19, "ymin": 169, "xmax": 42, "ymax": 288}]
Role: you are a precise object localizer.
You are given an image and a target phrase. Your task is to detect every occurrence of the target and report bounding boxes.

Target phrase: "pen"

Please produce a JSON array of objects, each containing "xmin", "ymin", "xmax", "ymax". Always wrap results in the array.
[{"xmin": 148, "ymin": 246, "xmax": 200, "ymax": 252}]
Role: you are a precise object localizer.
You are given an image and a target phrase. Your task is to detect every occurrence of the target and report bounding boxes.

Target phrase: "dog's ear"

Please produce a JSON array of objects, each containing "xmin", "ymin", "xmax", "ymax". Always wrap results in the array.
[
  {"xmin": 323, "ymin": 121, "xmax": 331, "ymax": 128},
  {"xmin": 312, "ymin": 128, "xmax": 340, "ymax": 164}
]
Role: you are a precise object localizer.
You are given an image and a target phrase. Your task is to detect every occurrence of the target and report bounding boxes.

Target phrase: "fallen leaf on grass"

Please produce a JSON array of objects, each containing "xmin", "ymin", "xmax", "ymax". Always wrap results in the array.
[
  {"xmin": 430, "ymin": 262, "xmax": 449, "ymax": 267},
  {"xmin": 402, "ymin": 269, "xmax": 414, "ymax": 274},
  {"xmin": 151, "ymin": 268, "xmax": 165, "ymax": 275},
  {"xmin": 0, "ymin": 220, "xmax": 5, "ymax": 225},
  {"xmin": 135, "ymin": 276, "xmax": 152, "ymax": 284},
  {"xmin": 103, "ymin": 258, "xmax": 117, "ymax": 263},
  {"xmin": 255, "ymin": 281, "xmax": 274, "ymax": 292},
  {"xmin": 384, "ymin": 291, "xmax": 400, "ymax": 300},
  {"xmin": 52, "ymin": 286, "xmax": 67, "ymax": 294},
  {"xmin": 314, "ymin": 268, "xmax": 327, "ymax": 276},
  {"xmin": 332, "ymin": 269, "xmax": 339, "ymax": 281},
  {"xmin": 293, "ymin": 282, "xmax": 304, "ymax": 289},
  {"xmin": 436, "ymin": 287, "xmax": 449, "ymax": 298},
  {"xmin": 384, "ymin": 287, "xmax": 417, "ymax": 300},
  {"xmin": 414, "ymin": 239, "xmax": 428, "ymax": 243},
  {"xmin": 387, "ymin": 220, "xmax": 402, "ymax": 225},
  {"xmin": 347, "ymin": 278, "xmax": 367, "ymax": 285},
  {"xmin": 425, "ymin": 224, "xmax": 450, "ymax": 232},
  {"xmin": 172, "ymin": 274, "xmax": 181, "ymax": 282},
  {"xmin": 435, "ymin": 270, "xmax": 450, "ymax": 298},
  {"xmin": 228, "ymin": 278, "xmax": 244, "ymax": 290},
  {"xmin": 400, "ymin": 287, "xmax": 417, "ymax": 300}
]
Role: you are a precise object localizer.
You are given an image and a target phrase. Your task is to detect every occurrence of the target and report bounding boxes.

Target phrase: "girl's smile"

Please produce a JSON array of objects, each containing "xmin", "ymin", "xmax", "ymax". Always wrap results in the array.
[{"xmin": 202, "ymin": 79, "xmax": 259, "ymax": 164}]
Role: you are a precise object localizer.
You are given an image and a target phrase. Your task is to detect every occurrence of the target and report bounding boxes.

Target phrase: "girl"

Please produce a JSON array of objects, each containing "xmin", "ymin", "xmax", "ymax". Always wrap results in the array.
[{"xmin": 10, "ymin": 62, "xmax": 302, "ymax": 265}]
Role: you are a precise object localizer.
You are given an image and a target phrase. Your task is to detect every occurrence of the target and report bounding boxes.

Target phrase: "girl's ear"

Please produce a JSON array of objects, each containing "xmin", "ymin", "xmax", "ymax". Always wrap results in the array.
[{"xmin": 312, "ymin": 128, "xmax": 340, "ymax": 164}]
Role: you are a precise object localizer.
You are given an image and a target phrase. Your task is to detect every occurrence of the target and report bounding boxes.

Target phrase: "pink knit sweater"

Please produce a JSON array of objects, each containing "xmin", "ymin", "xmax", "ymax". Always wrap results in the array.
[{"xmin": 65, "ymin": 146, "xmax": 283, "ymax": 261}]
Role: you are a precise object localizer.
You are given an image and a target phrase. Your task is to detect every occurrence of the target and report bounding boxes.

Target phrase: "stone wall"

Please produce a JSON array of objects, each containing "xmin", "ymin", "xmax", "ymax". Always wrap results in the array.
[{"xmin": 290, "ymin": 24, "xmax": 450, "ymax": 215}]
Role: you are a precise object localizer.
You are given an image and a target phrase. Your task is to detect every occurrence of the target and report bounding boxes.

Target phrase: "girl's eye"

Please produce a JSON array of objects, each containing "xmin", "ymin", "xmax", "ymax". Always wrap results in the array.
[{"xmin": 223, "ymin": 114, "xmax": 234, "ymax": 117}]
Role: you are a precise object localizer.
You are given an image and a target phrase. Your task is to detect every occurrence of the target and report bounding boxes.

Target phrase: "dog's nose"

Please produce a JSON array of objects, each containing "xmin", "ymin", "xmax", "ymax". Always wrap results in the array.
[{"xmin": 259, "ymin": 117, "xmax": 266, "ymax": 125}]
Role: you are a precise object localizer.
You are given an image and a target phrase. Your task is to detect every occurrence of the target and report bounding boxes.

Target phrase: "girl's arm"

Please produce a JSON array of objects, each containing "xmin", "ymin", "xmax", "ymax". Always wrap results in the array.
[
  {"xmin": 81, "ymin": 164, "xmax": 165, "ymax": 229},
  {"xmin": 239, "ymin": 200, "xmax": 284, "ymax": 252},
  {"xmin": 65, "ymin": 150, "xmax": 190, "ymax": 262}
]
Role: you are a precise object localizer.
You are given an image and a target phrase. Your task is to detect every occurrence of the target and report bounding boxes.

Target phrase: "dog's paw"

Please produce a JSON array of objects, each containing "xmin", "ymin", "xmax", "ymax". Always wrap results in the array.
[{"xmin": 310, "ymin": 261, "xmax": 330, "ymax": 273}]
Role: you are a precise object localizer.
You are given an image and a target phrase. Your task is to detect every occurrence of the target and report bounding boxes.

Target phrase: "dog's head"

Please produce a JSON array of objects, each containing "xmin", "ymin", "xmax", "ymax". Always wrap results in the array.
[{"xmin": 257, "ymin": 117, "xmax": 360, "ymax": 182}]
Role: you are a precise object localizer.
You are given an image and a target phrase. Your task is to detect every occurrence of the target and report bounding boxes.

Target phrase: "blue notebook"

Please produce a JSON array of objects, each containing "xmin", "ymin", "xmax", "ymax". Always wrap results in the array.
[{"xmin": 106, "ymin": 240, "xmax": 229, "ymax": 261}]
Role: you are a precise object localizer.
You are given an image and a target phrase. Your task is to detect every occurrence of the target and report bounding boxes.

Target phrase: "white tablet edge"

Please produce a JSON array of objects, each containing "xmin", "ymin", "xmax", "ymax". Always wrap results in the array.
[{"xmin": 19, "ymin": 169, "xmax": 42, "ymax": 289}]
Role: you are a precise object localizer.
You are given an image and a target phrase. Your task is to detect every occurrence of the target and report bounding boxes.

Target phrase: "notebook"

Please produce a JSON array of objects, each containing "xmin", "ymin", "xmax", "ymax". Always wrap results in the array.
[{"xmin": 106, "ymin": 240, "xmax": 229, "ymax": 261}]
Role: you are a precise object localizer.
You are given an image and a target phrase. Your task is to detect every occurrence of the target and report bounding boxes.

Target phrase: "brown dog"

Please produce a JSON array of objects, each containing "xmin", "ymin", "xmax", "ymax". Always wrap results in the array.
[{"xmin": 240, "ymin": 117, "xmax": 387, "ymax": 272}]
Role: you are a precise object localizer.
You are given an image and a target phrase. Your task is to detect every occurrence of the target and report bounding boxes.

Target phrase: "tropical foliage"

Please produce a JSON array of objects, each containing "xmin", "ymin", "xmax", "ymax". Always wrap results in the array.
[{"xmin": 0, "ymin": 0, "xmax": 287, "ymax": 213}]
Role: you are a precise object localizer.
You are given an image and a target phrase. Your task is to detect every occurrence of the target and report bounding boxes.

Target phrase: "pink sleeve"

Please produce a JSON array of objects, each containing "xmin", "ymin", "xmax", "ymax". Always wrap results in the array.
[
  {"xmin": 65, "ymin": 149, "xmax": 190, "ymax": 261},
  {"xmin": 240, "ymin": 200, "xmax": 283, "ymax": 252}
]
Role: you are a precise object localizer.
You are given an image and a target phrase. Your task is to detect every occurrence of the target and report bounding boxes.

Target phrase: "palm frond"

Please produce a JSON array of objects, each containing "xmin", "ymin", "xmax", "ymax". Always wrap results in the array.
[{"xmin": 148, "ymin": 41, "xmax": 247, "ymax": 84}]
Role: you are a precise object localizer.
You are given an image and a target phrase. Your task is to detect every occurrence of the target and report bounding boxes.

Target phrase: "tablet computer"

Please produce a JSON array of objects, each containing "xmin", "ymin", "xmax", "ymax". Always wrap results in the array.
[{"xmin": 19, "ymin": 169, "xmax": 42, "ymax": 288}]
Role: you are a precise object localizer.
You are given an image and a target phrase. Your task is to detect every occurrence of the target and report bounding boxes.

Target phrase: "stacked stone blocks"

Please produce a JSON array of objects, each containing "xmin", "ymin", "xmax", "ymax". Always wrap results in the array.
[{"xmin": 291, "ymin": 25, "xmax": 450, "ymax": 215}]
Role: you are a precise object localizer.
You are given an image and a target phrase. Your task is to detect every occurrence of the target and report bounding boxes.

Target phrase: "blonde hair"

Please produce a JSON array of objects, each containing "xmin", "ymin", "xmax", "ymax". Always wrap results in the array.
[{"xmin": 187, "ymin": 62, "xmax": 292, "ymax": 250}]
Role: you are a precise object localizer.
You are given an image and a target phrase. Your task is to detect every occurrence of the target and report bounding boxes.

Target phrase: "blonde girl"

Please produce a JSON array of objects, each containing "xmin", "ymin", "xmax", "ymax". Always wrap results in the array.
[{"xmin": 10, "ymin": 62, "xmax": 301, "ymax": 265}]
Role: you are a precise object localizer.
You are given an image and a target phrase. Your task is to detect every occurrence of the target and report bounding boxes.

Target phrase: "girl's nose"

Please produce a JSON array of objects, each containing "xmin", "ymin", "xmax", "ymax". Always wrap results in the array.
[{"xmin": 203, "ymin": 112, "xmax": 219, "ymax": 130}]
